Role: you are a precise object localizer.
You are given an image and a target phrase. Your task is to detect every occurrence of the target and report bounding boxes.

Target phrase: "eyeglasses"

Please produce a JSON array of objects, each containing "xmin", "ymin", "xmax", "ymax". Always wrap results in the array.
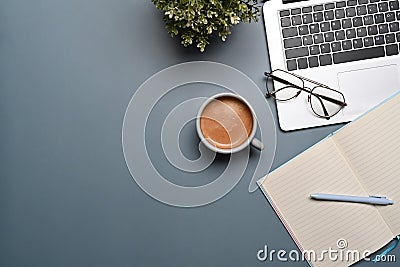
[{"xmin": 264, "ymin": 69, "xmax": 347, "ymax": 120}]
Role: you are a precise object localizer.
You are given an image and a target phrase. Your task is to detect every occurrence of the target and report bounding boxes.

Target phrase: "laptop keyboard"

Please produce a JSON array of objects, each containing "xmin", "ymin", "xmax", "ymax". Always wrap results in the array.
[{"xmin": 279, "ymin": 0, "xmax": 400, "ymax": 70}]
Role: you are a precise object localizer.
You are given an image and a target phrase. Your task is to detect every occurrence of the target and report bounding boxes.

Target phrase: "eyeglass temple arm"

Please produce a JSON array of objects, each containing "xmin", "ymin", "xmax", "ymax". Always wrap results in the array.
[
  {"xmin": 290, "ymin": 72, "xmax": 327, "ymax": 87},
  {"xmin": 266, "ymin": 73, "xmax": 299, "ymax": 88},
  {"xmin": 313, "ymin": 93, "xmax": 347, "ymax": 106},
  {"xmin": 265, "ymin": 73, "xmax": 347, "ymax": 106},
  {"xmin": 283, "ymin": 72, "xmax": 347, "ymax": 106}
]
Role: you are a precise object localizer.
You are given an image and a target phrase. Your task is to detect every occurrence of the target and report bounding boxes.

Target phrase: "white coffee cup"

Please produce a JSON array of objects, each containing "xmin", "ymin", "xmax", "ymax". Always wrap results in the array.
[{"xmin": 196, "ymin": 93, "xmax": 264, "ymax": 154}]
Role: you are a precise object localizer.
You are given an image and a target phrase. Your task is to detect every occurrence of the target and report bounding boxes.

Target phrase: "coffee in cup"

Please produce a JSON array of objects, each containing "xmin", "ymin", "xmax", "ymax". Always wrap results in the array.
[
  {"xmin": 200, "ymin": 95, "xmax": 253, "ymax": 149},
  {"xmin": 196, "ymin": 93, "xmax": 264, "ymax": 154}
]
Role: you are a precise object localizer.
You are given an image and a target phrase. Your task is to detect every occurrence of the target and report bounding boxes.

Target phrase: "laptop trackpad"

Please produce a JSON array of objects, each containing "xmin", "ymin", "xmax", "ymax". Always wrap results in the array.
[{"xmin": 338, "ymin": 65, "xmax": 400, "ymax": 117}]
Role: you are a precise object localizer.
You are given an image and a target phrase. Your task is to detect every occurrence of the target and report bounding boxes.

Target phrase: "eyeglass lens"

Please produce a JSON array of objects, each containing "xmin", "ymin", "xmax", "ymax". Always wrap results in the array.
[
  {"xmin": 267, "ymin": 70, "xmax": 303, "ymax": 101},
  {"xmin": 310, "ymin": 87, "xmax": 345, "ymax": 118}
]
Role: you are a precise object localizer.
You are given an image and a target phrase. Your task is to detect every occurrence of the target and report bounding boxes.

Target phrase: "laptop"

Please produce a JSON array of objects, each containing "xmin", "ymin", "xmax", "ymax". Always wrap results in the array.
[{"xmin": 263, "ymin": 0, "xmax": 400, "ymax": 131}]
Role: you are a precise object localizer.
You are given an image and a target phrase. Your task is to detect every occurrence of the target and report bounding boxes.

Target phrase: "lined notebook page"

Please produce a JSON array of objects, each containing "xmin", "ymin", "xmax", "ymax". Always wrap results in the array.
[
  {"xmin": 261, "ymin": 138, "xmax": 393, "ymax": 267},
  {"xmin": 333, "ymin": 93, "xmax": 400, "ymax": 235}
]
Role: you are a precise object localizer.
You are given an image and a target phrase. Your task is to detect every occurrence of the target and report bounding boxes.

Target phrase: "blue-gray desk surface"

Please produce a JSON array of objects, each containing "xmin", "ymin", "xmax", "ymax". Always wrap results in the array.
[{"xmin": 0, "ymin": 1, "xmax": 397, "ymax": 266}]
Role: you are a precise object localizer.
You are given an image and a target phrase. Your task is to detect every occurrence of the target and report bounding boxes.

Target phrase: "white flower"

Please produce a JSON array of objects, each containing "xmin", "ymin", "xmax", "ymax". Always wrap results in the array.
[{"xmin": 230, "ymin": 15, "xmax": 240, "ymax": 24}]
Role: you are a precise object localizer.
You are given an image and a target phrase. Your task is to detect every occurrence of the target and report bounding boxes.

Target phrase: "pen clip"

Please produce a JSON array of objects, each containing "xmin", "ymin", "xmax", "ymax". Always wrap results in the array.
[{"xmin": 369, "ymin": 195, "xmax": 387, "ymax": 199}]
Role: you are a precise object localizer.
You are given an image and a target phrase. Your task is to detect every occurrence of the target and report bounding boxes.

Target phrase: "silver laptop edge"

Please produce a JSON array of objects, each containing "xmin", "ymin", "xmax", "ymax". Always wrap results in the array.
[{"xmin": 263, "ymin": 0, "xmax": 400, "ymax": 131}]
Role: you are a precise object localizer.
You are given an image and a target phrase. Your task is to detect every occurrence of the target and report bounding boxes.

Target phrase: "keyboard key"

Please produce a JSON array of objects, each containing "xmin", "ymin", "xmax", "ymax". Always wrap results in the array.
[
  {"xmin": 390, "ymin": 22, "xmax": 399, "ymax": 31},
  {"xmin": 397, "ymin": 32, "xmax": 400, "ymax": 41},
  {"xmin": 303, "ymin": 14, "xmax": 313, "ymax": 24},
  {"xmin": 286, "ymin": 47, "xmax": 309, "ymax": 59},
  {"xmin": 292, "ymin": 15, "xmax": 302, "ymax": 25},
  {"xmin": 313, "ymin": 33, "xmax": 324, "ymax": 43},
  {"xmin": 337, "ymin": 1, "xmax": 347, "ymax": 7},
  {"xmin": 385, "ymin": 12, "xmax": 396, "ymax": 22},
  {"xmin": 324, "ymin": 31, "xmax": 335, "ymax": 41},
  {"xmin": 342, "ymin": 19, "xmax": 353, "ymax": 28},
  {"xmin": 378, "ymin": 24, "xmax": 389, "ymax": 33},
  {"xmin": 332, "ymin": 41, "xmax": 342, "ymax": 51},
  {"xmin": 320, "ymin": 22, "xmax": 331, "ymax": 32},
  {"xmin": 364, "ymin": 36, "xmax": 374, "ymax": 46},
  {"xmin": 359, "ymin": 0, "xmax": 369, "ymax": 4},
  {"xmin": 364, "ymin": 15, "xmax": 374, "ymax": 25},
  {"xmin": 346, "ymin": 7, "xmax": 357, "ymax": 17},
  {"xmin": 281, "ymin": 17, "xmax": 291, "ymax": 27},
  {"xmin": 320, "ymin": 43, "xmax": 331, "ymax": 53},
  {"xmin": 280, "ymin": 10, "xmax": 290, "ymax": 17},
  {"xmin": 333, "ymin": 46, "xmax": 385, "ymax": 63},
  {"xmin": 374, "ymin": 35, "xmax": 385, "ymax": 44},
  {"xmin": 291, "ymin": 8, "xmax": 301, "ymax": 15},
  {"xmin": 283, "ymin": 27, "xmax": 299, "ymax": 38},
  {"xmin": 397, "ymin": 11, "xmax": 400, "ymax": 19},
  {"xmin": 319, "ymin": 54, "xmax": 333, "ymax": 65},
  {"xmin": 299, "ymin": 25, "xmax": 310, "ymax": 35},
  {"xmin": 385, "ymin": 33, "xmax": 396, "ymax": 43},
  {"xmin": 313, "ymin": 5, "xmax": 324, "ymax": 11},
  {"xmin": 336, "ymin": 8, "xmax": 346, "ymax": 18},
  {"xmin": 303, "ymin": 35, "xmax": 313, "ymax": 45},
  {"xmin": 284, "ymin": 37, "xmax": 303, "ymax": 48},
  {"xmin": 308, "ymin": 56, "xmax": 319, "ymax": 67},
  {"xmin": 324, "ymin": 10, "xmax": 335, "ymax": 20},
  {"xmin": 302, "ymin": 6, "xmax": 313, "ymax": 13},
  {"xmin": 353, "ymin": 38, "xmax": 364, "ymax": 48},
  {"xmin": 310, "ymin": 45, "xmax": 321, "ymax": 55},
  {"xmin": 335, "ymin": 30, "xmax": 346, "ymax": 40},
  {"xmin": 368, "ymin": 25, "xmax": 379, "ymax": 35},
  {"xmin": 386, "ymin": 44, "xmax": 399, "ymax": 55},
  {"xmin": 379, "ymin": 2, "xmax": 389, "ymax": 12},
  {"xmin": 357, "ymin": 27, "xmax": 368, "ymax": 37},
  {"xmin": 325, "ymin": 3, "xmax": 335, "ymax": 10},
  {"xmin": 313, "ymin": 12, "xmax": 324, "ymax": 22},
  {"xmin": 353, "ymin": 17, "xmax": 363, "ymax": 27},
  {"xmin": 348, "ymin": 0, "xmax": 358, "ymax": 6},
  {"xmin": 286, "ymin": 59, "xmax": 297, "ymax": 71},
  {"xmin": 331, "ymin": 20, "xmax": 342, "ymax": 30},
  {"xmin": 375, "ymin": 14, "xmax": 385, "ymax": 23},
  {"xmin": 367, "ymin": 4, "xmax": 378, "ymax": 13},
  {"xmin": 370, "ymin": 0, "xmax": 380, "ymax": 3},
  {"xmin": 310, "ymin": 24, "xmax": 320, "ymax": 33},
  {"xmin": 326, "ymin": 3, "xmax": 335, "ymax": 9},
  {"xmin": 389, "ymin": 1, "xmax": 400, "ymax": 10},
  {"xmin": 298, "ymin": 58, "xmax": 308, "ymax": 69},
  {"xmin": 342, "ymin": 40, "xmax": 353, "ymax": 49},
  {"xmin": 357, "ymin": 5, "xmax": 368, "ymax": 15},
  {"xmin": 346, "ymin": 28, "xmax": 357, "ymax": 38}
]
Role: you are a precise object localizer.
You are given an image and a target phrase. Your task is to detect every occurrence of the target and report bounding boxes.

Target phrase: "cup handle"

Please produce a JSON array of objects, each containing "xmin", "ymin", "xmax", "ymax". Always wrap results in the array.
[{"xmin": 251, "ymin": 138, "xmax": 264, "ymax": 151}]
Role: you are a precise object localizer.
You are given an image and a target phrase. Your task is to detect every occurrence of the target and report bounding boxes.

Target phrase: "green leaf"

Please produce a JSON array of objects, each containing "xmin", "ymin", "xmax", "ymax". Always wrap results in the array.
[{"xmin": 152, "ymin": 0, "xmax": 260, "ymax": 52}]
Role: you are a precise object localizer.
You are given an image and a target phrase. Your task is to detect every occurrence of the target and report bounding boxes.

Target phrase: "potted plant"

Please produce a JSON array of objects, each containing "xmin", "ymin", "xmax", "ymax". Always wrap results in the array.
[{"xmin": 152, "ymin": 0, "xmax": 260, "ymax": 52}]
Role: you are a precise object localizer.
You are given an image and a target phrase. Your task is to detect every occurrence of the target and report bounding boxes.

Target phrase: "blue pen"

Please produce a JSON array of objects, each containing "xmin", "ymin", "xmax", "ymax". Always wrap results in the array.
[{"xmin": 310, "ymin": 193, "xmax": 394, "ymax": 205}]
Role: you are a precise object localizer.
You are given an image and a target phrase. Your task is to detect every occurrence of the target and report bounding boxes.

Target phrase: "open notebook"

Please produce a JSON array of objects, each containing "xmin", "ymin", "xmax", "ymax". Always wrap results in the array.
[{"xmin": 258, "ymin": 92, "xmax": 400, "ymax": 267}]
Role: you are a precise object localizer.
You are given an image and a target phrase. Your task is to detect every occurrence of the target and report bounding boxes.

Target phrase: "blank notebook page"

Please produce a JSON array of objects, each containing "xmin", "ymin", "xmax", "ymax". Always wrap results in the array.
[
  {"xmin": 333, "ymin": 94, "xmax": 400, "ymax": 235},
  {"xmin": 261, "ymin": 138, "xmax": 393, "ymax": 267}
]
